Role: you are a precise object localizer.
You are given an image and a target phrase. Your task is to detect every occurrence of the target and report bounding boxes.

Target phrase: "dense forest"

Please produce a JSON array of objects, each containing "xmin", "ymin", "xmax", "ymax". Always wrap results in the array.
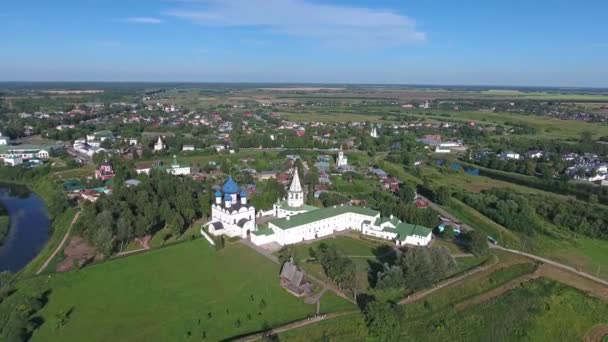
[{"xmin": 74, "ymin": 171, "xmax": 211, "ymax": 254}]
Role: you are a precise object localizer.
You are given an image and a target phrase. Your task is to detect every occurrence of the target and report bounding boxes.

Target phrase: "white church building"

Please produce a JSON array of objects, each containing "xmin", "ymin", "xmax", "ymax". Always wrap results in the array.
[
  {"xmin": 207, "ymin": 176, "xmax": 256, "ymax": 239},
  {"xmin": 336, "ymin": 148, "xmax": 348, "ymax": 168},
  {"xmin": 249, "ymin": 169, "xmax": 433, "ymax": 247},
  {"xmin": 154, "ymin": 137, "xmax": 165, "ymax": 152}
]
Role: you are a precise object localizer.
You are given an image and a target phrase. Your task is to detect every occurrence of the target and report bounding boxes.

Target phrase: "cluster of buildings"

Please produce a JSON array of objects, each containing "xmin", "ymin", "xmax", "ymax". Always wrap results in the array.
[
  {"xmin": 416, "ymin": 135, "xmax": 466, "ymax": 154},
  {"xmin": 0, "ymin": 133, "xmax": 58, "ymax": 167},
  {"xmin": 135, "ymin": 155, "xmax": 191, "ymax": 176},
  {"xmin": 206, "ymin": 169, "xmax": 432, "ymax": 248}
]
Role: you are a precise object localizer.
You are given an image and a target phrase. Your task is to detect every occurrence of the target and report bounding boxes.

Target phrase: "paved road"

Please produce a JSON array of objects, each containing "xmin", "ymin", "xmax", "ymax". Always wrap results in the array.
[
  {"xmin": 36, "ymin": 210, "xmax": 81, "ymax": 275},
  {"xmin": 492, "ymin": 245, "xmax": 608, "ymax": 287}
]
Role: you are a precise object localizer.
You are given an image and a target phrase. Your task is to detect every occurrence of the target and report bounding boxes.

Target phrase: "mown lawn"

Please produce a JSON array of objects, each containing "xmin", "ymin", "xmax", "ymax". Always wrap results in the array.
[{"xmin": 21, "ymin": 240, "xmax": 331, "ymax": 342}]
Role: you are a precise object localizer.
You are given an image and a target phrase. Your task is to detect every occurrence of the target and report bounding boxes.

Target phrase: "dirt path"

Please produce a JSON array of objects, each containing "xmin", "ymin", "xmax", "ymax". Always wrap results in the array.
[
  {"xmin": 455, "ymin": 270, "xmax": 542, "ymax": 311},
  {"xmin": 232, "ymin": 311, "xmax": 358, "ymax": 342},
  {"xmin": 239, "ymin": 239, "xmax": 356, "ymax": 304},
  {"xmin": 36, "ymin": 210, "xmax": 80, "ymax": 275},
  {"xmin": 398, "ymin": 254, "xmax": 498, "ymax": 305},
  {"xmin": 537, "ymin": 264, "xmax": 608, "ymax": 301},
  {"xmin": 585, "ymin": 324, "xmax": 608, "ymax": 342},
  {"xmin": 493, "ymin": 245, "xmax": 608, "ymax": 287}
]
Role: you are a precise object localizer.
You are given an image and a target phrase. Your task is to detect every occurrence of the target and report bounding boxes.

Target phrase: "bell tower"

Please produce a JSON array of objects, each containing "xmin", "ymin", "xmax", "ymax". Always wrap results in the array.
[{"xmin": 287, "ymin": 168, "xmax": 304, "ymax": 208}]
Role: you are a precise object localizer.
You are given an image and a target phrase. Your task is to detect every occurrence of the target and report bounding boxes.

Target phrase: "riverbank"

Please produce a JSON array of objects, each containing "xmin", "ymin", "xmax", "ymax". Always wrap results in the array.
[{"xmin": 0, "ymin": 177, "xmax": 75, "ymax": 276}]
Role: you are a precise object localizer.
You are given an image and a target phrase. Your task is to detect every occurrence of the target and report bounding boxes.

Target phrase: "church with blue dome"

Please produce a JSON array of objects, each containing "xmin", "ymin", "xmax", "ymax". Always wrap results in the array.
[{"xmin": 207, "ymin": 176, "xmax": 256, "ymax": 238}]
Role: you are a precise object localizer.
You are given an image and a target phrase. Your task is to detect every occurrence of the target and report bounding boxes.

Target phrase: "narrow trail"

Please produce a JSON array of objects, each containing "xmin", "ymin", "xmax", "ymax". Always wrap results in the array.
[
  {"xmin": 492, "ymin": 245, "xmax": 608, "ymax": 287},
  {"xmin": 239, "ymin": 239, "xmax": 356, "ymax": 304},
  {"xmin": 231, "ymin": 311, "xmax": 358, "ymax": 342},
  {"xmin": 36, "ymin": 210, "xmax": 80, "ymax": 275},
  {"xmin": 455, "ymin": 270, "xmax": 542, "ymax": 311},
  {"xmin": 398, "ymin": 254, "xmax": 498, "ymax": 305},
  {"xmin": 585, "ymin": 324, "xmax": 608, "ymax": 342}
]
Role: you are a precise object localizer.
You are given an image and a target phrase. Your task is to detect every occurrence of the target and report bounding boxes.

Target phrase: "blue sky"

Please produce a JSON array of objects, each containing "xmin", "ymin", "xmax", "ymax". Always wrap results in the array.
[{"xmin": 1, "ymin": 0, "xmax": 607, "ymax": 86}]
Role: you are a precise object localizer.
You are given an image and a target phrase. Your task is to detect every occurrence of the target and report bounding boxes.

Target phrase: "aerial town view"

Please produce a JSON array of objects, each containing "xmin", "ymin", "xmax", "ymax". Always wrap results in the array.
[{"xmin": 0, "ymin": 1, "xmax": 607, "ymax": 342}]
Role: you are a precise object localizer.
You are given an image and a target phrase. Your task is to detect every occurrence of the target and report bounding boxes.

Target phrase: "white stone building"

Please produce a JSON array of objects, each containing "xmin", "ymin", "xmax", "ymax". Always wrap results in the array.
[
  {"xmin": 273, "ymin": 168, "xmax": 319, "ymax": 219},
  {"xmin": 248, "ymin": 168, "xmax": 433, "ymax": 247},
  {"xmin": 207, "ymin": 176, "xmax": 256, "ymax": 239},
  {"xmin": 166, "ymin": 155, "xmax": 191, "ymax": 176},
  {"xmin": 336, "ymin": 148, "xmax": 348, "ymax": 167},
  {"xmin": 154, "ymin": 137, "xmax": 165, "ymax": 151}
]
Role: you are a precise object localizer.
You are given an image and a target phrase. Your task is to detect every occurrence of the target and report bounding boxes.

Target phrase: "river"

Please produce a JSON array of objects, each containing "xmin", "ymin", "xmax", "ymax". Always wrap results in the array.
[{"xmin": 0, "ymin": 186, "xmax": 51, "ymax": 273}]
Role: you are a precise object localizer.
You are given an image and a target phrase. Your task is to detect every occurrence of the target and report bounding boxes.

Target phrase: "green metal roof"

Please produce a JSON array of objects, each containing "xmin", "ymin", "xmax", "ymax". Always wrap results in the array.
[
  {"xmin": 270, "ymin": 205, "xmax": 379, "ymax": 230},
  {"xmin": 395, "ymin": 222, "xmax": 432, "ymax": 240},
  {"xmin": 277, "ymin": 200, "xmax": 320, "ymax": 213},
  {"xmin": 252, "ymin": 227, "xmax": 275, "ymax": 236},
  {"xmin": 0, "ymin": 144, "xmax": 57, "ymax": 153}
]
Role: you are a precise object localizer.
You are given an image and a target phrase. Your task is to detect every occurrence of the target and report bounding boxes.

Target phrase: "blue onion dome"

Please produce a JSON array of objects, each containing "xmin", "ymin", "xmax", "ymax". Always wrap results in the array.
[
  {"xmin": 240, "ymin": 189, "xmax": 248, "ymax": 198},
  {"xmin": 224, "ymin": 193, "xmax": 232, "ymax": 201},
  {"xmin": 222, "ymin": 176, "xmax": 239, "ymax": 194},
  {"xmin": 215, "ymin": 190, "xmax": 222, "ymax": 197}
]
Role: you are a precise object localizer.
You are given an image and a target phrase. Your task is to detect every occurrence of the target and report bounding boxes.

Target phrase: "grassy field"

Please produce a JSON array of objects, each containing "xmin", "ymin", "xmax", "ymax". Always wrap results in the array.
[
  {"xmin": 400, "ymin": 278, "xmax": 608, "ymax": 341},
  {"xmin": 278, "ymin": 312, "xmax": 367, "ymax": 341},
  {"xmin": 16, "ymin": 240, "xmax": 359, "ymax": 342},
  {"xmin": 481, "ymin": 89, "xmax": 608, "ymax": 101},
  {"xmin": 404, "ymin": 257, "xmax": 537, "ymax": 319},
  {"xmin": 278, "ymin": 111, "xmax": 385, "ymax": 123},
  {"xmin": 402, "ymin": 109, "xmax": 608, "ymax": 139},
  {"xmin": 542, "ymin": 237, "xmax": 608, "ymax": 280}
]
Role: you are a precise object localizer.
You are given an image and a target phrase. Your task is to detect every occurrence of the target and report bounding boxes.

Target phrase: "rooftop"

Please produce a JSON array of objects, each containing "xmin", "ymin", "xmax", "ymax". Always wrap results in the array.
[{"xmin": 270, "ymin": 205, "xmax": 379, "ymax": 230}]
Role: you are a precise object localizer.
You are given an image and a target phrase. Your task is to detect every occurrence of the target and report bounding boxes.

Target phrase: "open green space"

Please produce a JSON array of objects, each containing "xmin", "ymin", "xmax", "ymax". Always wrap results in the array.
[
  {"xmin": 404, "ymin": 257, "xmax": 537, "ymax": 319},
  {"xmin": 542, "ymin": 237, "xmax": 608, "ymax": 280},
  {"xmin": 318, "ymin": 292, "xmax": 358, "ymax": 313},
  {"xmin": 400, "ymin": 278, "xmax": 608, "ymax": 341},
  {"xmin": 402, "ymin": 109, "xmax": 608, "ymax": 139},
  {"xmin": 278, "ymin": 312, "xmax": 367, "ymax": 342},
  {"xmin": 16, "ymin": 240, "xmax": 351, "ymax": 342}
]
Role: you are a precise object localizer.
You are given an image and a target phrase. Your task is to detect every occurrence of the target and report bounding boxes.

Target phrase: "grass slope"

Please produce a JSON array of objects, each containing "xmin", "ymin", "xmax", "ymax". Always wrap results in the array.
[
  {"xmin": 22, "ymin": 241, "xmax": 322, "ymax": 342},
  {"xmin": 401, "ymin": 279, "xmax": 608, "ymax": 341}
]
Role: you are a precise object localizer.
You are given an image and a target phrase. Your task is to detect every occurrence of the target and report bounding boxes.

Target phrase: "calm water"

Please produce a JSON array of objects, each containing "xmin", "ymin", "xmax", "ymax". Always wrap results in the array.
[{"xmin": 0, "ymin": 187, "xmax": 51, "ymax": 272}]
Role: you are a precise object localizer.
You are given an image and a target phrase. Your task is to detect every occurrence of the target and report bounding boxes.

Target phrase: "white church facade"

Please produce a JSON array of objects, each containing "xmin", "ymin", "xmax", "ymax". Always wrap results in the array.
[
  {"xmin": 207, "ymin": 176, "xmax": 256, "ymax": 239},
  {"xmin": 249, "ymin": 169, "xmax": 433, "ymax": 247}
]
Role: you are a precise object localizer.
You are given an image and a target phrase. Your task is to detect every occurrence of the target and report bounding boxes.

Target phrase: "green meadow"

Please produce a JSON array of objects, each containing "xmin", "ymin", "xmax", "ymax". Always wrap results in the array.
[{"xmin": 16, "ymin": 240, "xmax": 357, "ymax": 342}]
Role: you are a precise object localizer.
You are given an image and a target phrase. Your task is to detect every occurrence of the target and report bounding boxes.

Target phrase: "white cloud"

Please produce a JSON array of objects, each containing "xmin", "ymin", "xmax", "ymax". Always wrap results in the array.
[
  {"xmin": 122, "ymin": 17, "xmax": 165, "ymax": 24},
  {"xmin": 166, "ymin": 0, "xmax": 425, "ymax": 48}
]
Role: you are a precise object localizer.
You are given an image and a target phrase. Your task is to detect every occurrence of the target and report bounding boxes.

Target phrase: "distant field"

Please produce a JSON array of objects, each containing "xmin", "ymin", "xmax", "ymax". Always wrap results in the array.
[
  {"xmin": 403, "ymin": 109, "xmax": 608, "ymax": 139},
  {"xmin": 278, "ymin": 111, "xmax": 385, "ymax": 123},
  {"xmin": 20, "ymin": 240, "xmax": 358, "ymax": 342},
  {"xmin": 481, "ymin": 89, "xmax": 608, "ymax": 101}
]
